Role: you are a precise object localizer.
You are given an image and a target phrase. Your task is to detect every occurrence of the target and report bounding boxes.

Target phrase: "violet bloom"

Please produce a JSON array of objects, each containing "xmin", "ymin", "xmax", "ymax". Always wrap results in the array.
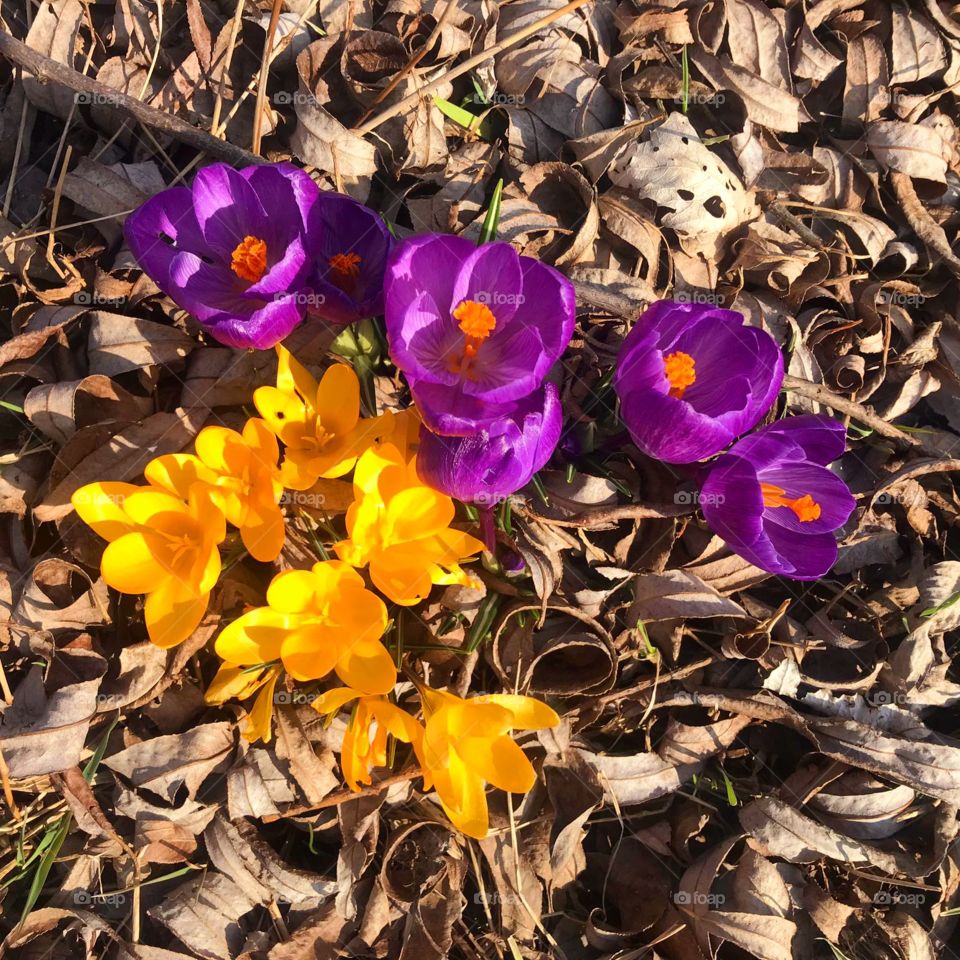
[
  {"xmin": 699, "ymin": 415, "xmax": 856, "ymax": 580},
  {"xmin": 125, "ymin": 163, "xmax": 321, "ymax": 350},
  {"xmin": 613, "ymin": 301, "xmax": 784, "ymax": 463},
  {"xmin": 305, "ymin": 192, "xmax": 394, "ymax": 326},
  {"xmin": 384, "ymin": 234, "xmax": 576, "ymax": 435},
  {"xmin": 416, "ymin": 384, "xmax": 561, "ymax": 503}
]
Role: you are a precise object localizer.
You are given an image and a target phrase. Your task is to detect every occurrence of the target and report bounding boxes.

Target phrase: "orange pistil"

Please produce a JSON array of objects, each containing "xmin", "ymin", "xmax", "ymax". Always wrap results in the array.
[
  {"xmin": 663, "ymin": 350, "xmax": 696, "ymax": 399},
  {"xmin": 453, "ymin": 299, "xmax": 497, "ymax": 360},
  {"xmin": 231, "ymin": 236, "xmax": 268, "ymax": 283},
  {"xmin": 760, "ymin": 483, "xmax": 822, "ymax": 523},
  {"xmin": 329, "ymin": 252, "xmax": 362, "ymax": 291}
]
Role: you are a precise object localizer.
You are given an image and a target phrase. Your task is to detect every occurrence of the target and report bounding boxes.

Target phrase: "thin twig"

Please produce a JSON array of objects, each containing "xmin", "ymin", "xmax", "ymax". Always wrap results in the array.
[
  {"xmin": 519, "ymin": 501, "xmax": 693, "ymax": 529},
  {"xmin": 353, "ymin": 0, "xmax": 460, "ymax": 128},
  {"xmin": 0, "ymin": 31, "xmax": 266, "ymax": 167},
  {"xmin": 355, "ymin": 0, "xmax": 595, "ymax": 135},
  {"xmin": 252, "ymin": 0, "xmax": 283, "ymax": 154},
  {"xmin": 260, "ymin": 766, "xmax": 422, "ymax": 822}
]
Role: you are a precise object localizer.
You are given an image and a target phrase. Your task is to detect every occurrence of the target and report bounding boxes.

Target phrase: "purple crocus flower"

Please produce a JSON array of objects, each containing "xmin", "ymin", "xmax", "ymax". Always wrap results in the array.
[
  {"xmin": 613, "ymin": 301, "xmax": 784, "ymax": 463},
  {"xmin": 699, "ymin": 415, "xmax": 856, "ymax": 580},
  {"xmin": 384, "ymin": 234, "xmax": 576, "ymax": 435},
  {"xmin": 125, "ymin": 163, "xmax": 321, "ymax": 350},
  {"xmin": 305, "ymin": 192, "xmax": 394, "ymax": 326},
  {"xmin": 416, "ymin": 384, "xmax": 561, "ymax": 503}
]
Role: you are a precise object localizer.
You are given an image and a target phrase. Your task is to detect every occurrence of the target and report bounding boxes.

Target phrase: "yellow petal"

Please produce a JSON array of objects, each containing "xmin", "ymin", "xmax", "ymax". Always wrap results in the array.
[
  {"xmin": 369, "ymin": 700, "xmax": 422, "ymax": 745},
  {"xmin": 352, "ymin": 443, "xmax": 403, "ymax": 496},
  {"xmin": 205, "ymin": 663, "xmax": 274, "ymax": 704},
  {"xmin": 436, "ymin": 752, "xmax": 489, "ymax": 839},
  {"xmin": 369, "ymin": 549, "xmax": 433, "ymax": 606},
  {"xmin": 311, "ymin": 686, "xmax": 361, "ymax": 716},
  {"xmin": 215, "ymin": 606, "xmax": 289, "ymax": 665},
  {"xmin": 71, "ymin": 482, "xmax": 140, "ymax": 541},
  {"xmin": 340, "ymin": 713, "xmax": 369, "ymax": 792},
  {"xmin": 448, "ymin": 700, "xmax": 514, "ymax": 740},
  {"xmin": 475, "ymin": 695, "xmax": 560, "ymax": 730},
  {"xmin": 275, "ymin": 344, "xmax": 319, "ymax": 409},
  {"xmin": 195, "ymin": 426, "xmax": 248, "ymax": 476},
  {"xmin": 280, "ymin": 622, "xmax": 341, "ymax": 681},
  {"xmin": 315, "ymin": 363, "xmax": 360, "ymax": 438},
  {"xmin": 144, "ymin": 454, "xmax": 216, "ymax": 501},
  {"xmin": 279, "ymin": 451, "xmax": 321, "ymax": 491},
  {"xmin": 335, "ymin": 638, "xmax": 397, "ymax": 696},
  {"xmin": 266, "ymin": 569, "xmax": 321, "ymax": 614},
  {"xmin": 254, "ymin": 386, "xmax": 311, "ymax": 449},
  {"xmin": 122, "ymin": 488, "xmax": 189, "ymax": 525},
  {"xmin": 242, "ymin": 417, "xmax": 280, "ymax": 466},
  {"xmin": 239, "ymin": 501, "xmax": 285, "ymax": 563},
  {"xmin": 386, "ymin": 487, "xmax": 454, "ymax": 543},
  {"xmin": 243, "ymin": 669, "xmax": 280, "ymax": 743},
  {"xmin": 144, "ymin": 581, "xmax": 209, "ymax": 648},
  {"xmin": 101, "ymin": 532, "xmax": 166, "ymax": 594},
  {"xmin": 457, "ymin": 735, "xmax": 536, "ymax": 793}
]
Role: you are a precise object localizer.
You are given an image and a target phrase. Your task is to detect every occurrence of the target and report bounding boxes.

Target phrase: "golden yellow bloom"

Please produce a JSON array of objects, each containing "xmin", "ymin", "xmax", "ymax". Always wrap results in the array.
[
  {"xmin": 415, "ymin": 687, "xmax": 559, "ymax": 838},
  {"xmin": 334, "ymin": 443, "xmax": 485, "ymax": 606},
  {"xmin": 215, "ymin": 560, "xmax": 395, "ymax": 693},
  {"xmin": 146, "ymin": 419, "xmax": 285, "ymax": 562},
  {"xmin": 254, "ymin": 345, "xmax": 393, "ymax": 490},
  {"xmin": 71, "ymin": 482, "xmax": 225, "ymax": 648},
  {"xmin": 312, "ymin": 687, "xmax": 422, "ymax": 791},
  {"xmin": 205, "ymin": 662, "xmax": 282, "ymax": 743}
]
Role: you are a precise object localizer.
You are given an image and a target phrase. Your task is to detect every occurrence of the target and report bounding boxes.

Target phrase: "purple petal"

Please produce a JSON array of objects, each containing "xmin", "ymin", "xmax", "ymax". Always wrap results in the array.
[
  {"xmin": 614, "ymin": 331, "xmax": 669, "ymax": 398},
  {"xmin": 511, "ymin": 256, "xmax": 577, "ymax": 374},
  {"xmin": 416, "ymin": 384, "xmax": 562, "ymax": 502},
  {"xmin": 460, "ymin": 323, "xmax": 546, "ymax": 401},
  {"xmin": 700, "ymin": 454, "xmax": 765, "ymax": 550},
  {"xmin": 240, "ymin": 163, "xmax": 318, "ymax": 244},
  {"xmin": 758, "ymin": 462, "xmax": 856, "ymax": 533},
  {"xmin": 755, "ymin": 414, "xmax": 848, "ymax": 466},
  {"xmin": 204, "ymin": 294, "xmax": 305, "ymax": 350},
  {"xmin": 397, "ymin": 291, "xmax": 460, "ymax": 386},
  {"xmin": 192, "ymin": 164, "xmax": 268, "ymax": 256},
  {"xmin": 168, "ymin": 252, "xmax": 249, "ymax": 322},
  {"xmin": 247, "ymin": 234, "xmax": 309, "ymax": 298},
  {"xmin": 619, "ymin": 388, "xmax": 735, "ymax": 463},
  {"xmin": 764, "ymin": 525, "xmax": 839, "ymax": 580},
  {"xmin": 411, "ymin": 381, "xmax": 531, "ymax": 436},
  {"xmin": 451, "ymin": 243, "xmax": 524, "ymax": 327},
  {"xmin": 124, "ymin": 187, "xmax": 207, "ymax": 289}
]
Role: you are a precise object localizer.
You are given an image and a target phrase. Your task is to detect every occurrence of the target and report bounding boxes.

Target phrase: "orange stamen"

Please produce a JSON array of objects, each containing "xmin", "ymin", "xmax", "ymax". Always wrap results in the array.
[
  {"xmin": 453, "ymin": 299, "xmax": 497, "ymax": 360},
  {"xmin": 230, "ymin": 236, "xmax": 268, "ymax": 283},
  {"xmin": 329, "ymin": 252, "xmax": 362, "ymax": 289},
  {"xmin": 664, "ymin": 350, "xmax": 696, "ymax": 399},
  {"xmin": 761, "ymin": 483, "xmax": 822, "ymax": 522}
]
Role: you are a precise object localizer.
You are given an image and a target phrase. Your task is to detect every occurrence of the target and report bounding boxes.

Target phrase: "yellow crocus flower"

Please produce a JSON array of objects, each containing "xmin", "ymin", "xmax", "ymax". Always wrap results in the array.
[
  {"xmin": 71, "ymin": 482, "xmax": 225, "ymax": 648},
  {"xmin": 205, "ymin": 662, "xmax": 282, "ymax": 743},
  {"xmin": 415, "ymin": 687, "xmax": 560, "ymax": 839},
  {"xmin": 146, "ymin": 418, "xmax": 285, "ymax": 562},
  {"xmin": 214, "ymin": 560, "xmax": 395, "ymax": 694},
  {"xmin": 312, "ymin": 687, "xmax": 423, "ymax": 791},
  {"xmin": 334, "ymin": 443, "xmax": 485, "ymax": 606},
  {"xmin": 254, "ymin": 345, "xmax": 393, "ymax": 490}
]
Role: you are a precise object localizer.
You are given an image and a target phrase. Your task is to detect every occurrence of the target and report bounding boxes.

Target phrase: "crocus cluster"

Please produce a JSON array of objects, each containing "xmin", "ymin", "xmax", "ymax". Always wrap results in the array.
[
  {"xmin": 125, "ymin": 163, "xmax": 393, "ymax": 349},
  {"xmin": 613, "ymin": 301, "xmax": 855, "ymax": 579},
  {"xmin": 384, "ymin": 234, "xmax": 576, "ymax": 512},
  {"xmin": 99, "ymin": 161, "xmax": 865, "ymax": 840}
]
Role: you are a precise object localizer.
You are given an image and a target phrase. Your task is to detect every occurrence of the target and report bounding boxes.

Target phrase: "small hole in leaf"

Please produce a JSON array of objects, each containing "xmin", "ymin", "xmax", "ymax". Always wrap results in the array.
[
  {"xmin": 704, "ymin": 196, "xmax": 726, "ymax": 218},
  {"xmin": 677, "ymin": 189, "xmax": 695, "ymax": 201},
  {"xmin": 681, "ymin": 136, "xmax": 689, "ymax": 144}
]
